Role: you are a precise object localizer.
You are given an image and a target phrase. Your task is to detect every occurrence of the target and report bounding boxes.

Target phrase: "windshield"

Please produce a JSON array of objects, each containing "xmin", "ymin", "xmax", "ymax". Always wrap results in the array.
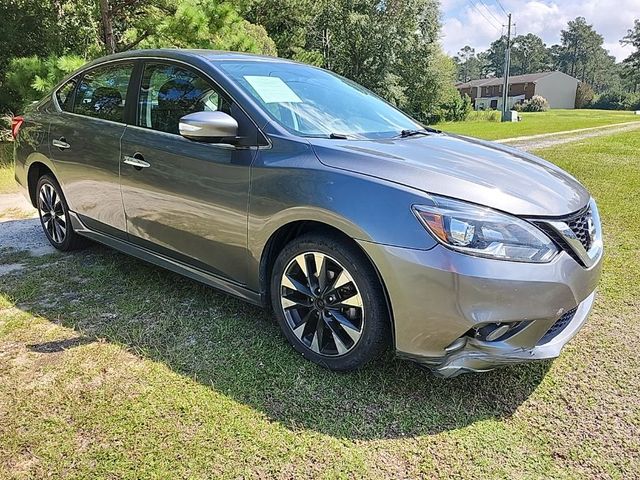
[{"xmin": 217, "ymin": 61, "xmax": 421, "ymax": 139}]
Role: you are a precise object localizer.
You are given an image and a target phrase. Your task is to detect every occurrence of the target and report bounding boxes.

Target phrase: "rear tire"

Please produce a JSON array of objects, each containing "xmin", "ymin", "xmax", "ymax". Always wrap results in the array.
[
  {"xmin": 270, "ymin": 233, "xmax": 390, "ymax": 371},
  {"xmin": 36, "ymin": 175, "xmax": 89, "ymax": 251}
]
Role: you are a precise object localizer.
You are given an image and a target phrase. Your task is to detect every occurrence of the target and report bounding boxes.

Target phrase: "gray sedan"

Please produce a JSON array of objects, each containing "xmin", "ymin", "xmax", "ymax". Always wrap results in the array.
[{"xmin": 12, "ymin": 49, "xmax": 603, "ymax": 377}]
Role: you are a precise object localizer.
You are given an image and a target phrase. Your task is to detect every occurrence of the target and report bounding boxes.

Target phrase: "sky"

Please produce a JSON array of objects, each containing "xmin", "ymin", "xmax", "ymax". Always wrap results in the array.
[{"xmin": 440, "ymin": 0, "xmax": 640, "ymax": 62}]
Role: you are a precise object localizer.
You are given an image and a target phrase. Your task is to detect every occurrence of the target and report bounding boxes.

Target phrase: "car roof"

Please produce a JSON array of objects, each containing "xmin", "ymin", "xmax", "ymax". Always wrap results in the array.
[{"xmin": 86, "ymin": 49, "xmax": 296, "ymax": 66}]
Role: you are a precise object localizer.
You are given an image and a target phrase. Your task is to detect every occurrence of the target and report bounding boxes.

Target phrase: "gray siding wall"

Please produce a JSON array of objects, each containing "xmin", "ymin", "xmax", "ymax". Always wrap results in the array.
[{"xmin": 534, "ymin": 72, "xmax": 579, "ymax": 109}]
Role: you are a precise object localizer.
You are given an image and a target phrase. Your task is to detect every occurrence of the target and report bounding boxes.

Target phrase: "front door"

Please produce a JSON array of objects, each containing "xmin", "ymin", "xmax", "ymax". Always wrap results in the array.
[
  {"xmin": 119, "ymin": 61, "xmax": 256, "ymax": 284},
  {"xmin": 49, "ymin": 62, "xmax": 134, "ymax": 238}
]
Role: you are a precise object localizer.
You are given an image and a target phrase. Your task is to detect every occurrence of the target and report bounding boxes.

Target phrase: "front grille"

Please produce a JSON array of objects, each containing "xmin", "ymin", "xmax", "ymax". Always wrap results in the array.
[
  {"xmin": 535, "ymin": 205, "xmax": 596, "ymax": 266},
  {"xmin": 566, "ymin": 208, "xmax": 593, "ymax": 251},
  {"xmin": 538, "ymin": 307, "xmax": 577, "ymax": 344}
]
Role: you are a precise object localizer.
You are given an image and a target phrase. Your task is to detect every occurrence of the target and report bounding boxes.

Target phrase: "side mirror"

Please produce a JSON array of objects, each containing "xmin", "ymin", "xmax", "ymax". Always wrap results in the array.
[{"xmin": 178, "ymin": 111, "xmax": 238, "ymax": 143}]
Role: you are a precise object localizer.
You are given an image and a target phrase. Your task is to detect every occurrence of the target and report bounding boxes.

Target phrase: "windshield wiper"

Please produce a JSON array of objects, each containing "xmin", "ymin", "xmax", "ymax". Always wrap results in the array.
[
  {"xmin": 329, "ymin": 133, "xmax": 349, "ymax": 139},
  {"xmin": 398, "ymin": 127, "xmax": 441, "ymax": 138}
]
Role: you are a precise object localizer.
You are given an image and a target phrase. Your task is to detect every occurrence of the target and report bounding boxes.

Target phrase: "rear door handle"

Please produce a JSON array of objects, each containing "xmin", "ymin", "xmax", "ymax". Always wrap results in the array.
[
  {"xmin": 123, "ymin": 154, "xmax": 150, "ymax": 169},
  {"xmin": 52, "ymin": 138, "xmax": 70, "ymax": 150}
]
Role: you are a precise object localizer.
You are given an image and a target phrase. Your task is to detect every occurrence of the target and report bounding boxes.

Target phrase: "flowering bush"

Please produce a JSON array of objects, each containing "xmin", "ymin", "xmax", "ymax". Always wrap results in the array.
[{"xmin": 522, "ymin": 95, "xmax": 549, "ymax": 112}]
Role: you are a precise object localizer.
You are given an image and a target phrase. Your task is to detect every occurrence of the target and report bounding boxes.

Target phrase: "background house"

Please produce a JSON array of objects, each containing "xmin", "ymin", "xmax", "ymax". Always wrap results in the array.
[{"xmin": 456, "ymin": 71, "xmax": 579, "ymax": 110}]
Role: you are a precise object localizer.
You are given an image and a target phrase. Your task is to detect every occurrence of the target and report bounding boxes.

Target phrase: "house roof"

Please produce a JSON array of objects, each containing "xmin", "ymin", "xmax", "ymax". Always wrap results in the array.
[{"xmin": 456, "ymin": 71, "xmax": 558, "ymax": 89}]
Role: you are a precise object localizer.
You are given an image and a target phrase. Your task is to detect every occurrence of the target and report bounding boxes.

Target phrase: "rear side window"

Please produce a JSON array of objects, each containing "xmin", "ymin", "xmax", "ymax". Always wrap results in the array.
[
  {"xmin": 74, "ymin": 63, "xmax": 133, "ymax": 122},
  {"xmin": 56, "ymin": 79, "xmax": 76, "ymax": 112},
  {"xmin": 137, "ymin": 63, "xmax": 230, "ymax": 134}
]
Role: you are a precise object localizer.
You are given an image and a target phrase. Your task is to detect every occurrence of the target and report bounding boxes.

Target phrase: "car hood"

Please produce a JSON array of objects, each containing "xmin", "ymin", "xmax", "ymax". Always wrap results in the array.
[{"xmin": 310, "ymin": 133, "xmax": 590, "ymax": 217}]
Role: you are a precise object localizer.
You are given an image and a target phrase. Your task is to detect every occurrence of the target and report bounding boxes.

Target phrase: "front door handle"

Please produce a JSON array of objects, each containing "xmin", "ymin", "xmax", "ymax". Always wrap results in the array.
[
  {"xmin": 52, "ymin": 137, "xmax": 70, "ymax": 150},
  {"xmin": 123, "ymin": 154, "xmax": 150, "ymax": 170}
]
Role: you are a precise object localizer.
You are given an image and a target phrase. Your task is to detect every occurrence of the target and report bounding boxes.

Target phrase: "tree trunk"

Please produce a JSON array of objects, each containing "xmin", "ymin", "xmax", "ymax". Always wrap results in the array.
[
  {"xmin": 570, "ymin": 44, "xmax": 577, "ymax": 77},
  {"xmin": 99, "ymin": 0, "xmax": 116, "ymax": 54},
  {"xmin": 322, "ymin": 27, "xmax": 331, "ymax": 70}
]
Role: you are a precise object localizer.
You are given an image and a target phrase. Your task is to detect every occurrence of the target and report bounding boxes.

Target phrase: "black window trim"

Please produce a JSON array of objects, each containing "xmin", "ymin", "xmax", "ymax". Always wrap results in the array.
[{"xmin": 53, "ymin": 77, "xmax": 79, "ymax": 113}]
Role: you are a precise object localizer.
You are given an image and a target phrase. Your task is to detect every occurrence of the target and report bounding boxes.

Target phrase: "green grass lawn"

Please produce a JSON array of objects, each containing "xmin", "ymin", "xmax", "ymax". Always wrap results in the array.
[
  {"xmin": 437, "ymin": 109, "xmax": 640, "ymax": 140},
  {"xmin": 0, "ymin": 131, "xmax": 639, "ymax": 478},
  {"xmin": 0, "ymin": 142, "xmax": 18, "ymax": 194}
]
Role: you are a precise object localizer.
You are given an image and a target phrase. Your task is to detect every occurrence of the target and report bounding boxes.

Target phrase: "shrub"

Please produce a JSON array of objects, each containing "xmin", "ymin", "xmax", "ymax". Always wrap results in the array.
[
  {"xmin": 591, "ymin": 90, "xmax": 625, "ymax": 110},
  {"xmin": 0, "ymin": 114, "xmax": 11, "ymax": 143},
  {"xmin": 445, "ymin": 93, "xmax": 473, "ymax": 122},
  {"xmin": 522, "ymin": 95, "xmax": 549, "ymax": 112},
  {"xmin": 575, "ymin": 82, "xmax": 595, "ymax": 109},
  {"xmin": 427, "ymin": 92, "xmax": 473, "ymax": 123},
  {"xmin": 466, "ymin": 110, "xmax": 502, "ymax": 122},
  {"xmin": 590, "ymin": 90, "xmax": 640, "ymax": 110}
]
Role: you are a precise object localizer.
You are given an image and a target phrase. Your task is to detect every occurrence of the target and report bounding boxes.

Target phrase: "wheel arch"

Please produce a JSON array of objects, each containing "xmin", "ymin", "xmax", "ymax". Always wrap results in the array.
[
  {"xmin": 258, "ymin": 219, "xmax": 396, "ymax": 347},
  {"xmin": 27, "ymin": 161, "xmax": 56, "ymax": 208}
]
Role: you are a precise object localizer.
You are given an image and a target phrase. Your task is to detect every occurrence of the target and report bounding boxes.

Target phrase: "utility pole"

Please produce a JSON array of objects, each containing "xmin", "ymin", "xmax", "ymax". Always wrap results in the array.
[{"xmin": 501, "ymin": 13, "xmax": 512, "ymax": 121}]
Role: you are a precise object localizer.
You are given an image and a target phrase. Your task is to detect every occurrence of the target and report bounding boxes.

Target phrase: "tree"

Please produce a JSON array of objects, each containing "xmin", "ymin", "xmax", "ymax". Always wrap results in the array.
[
  {"xmin": 238, "ymin": 0, "xmax": 317, "ymax": 58},
  {"xmin": 553, "ymin": 17, "xmax": 606, "ymax": 82},
  {"xmin": 95, "ymin": 0, "xmax": 276, "ymax": 55},
  {"xmin": 296, "ymin": 0, "xmax": 456, "ymax": 123},
  {"xmin": 0, "ymin": 0, "xmax": 99, "ymax": 112},
  {"xmin": 549, "ymin": 17, "xmax": 624, "ymax": 93},
  {"xmin": 0, "ymin": 0, "xmax": 98, "ymax": 72},
  {"xmin": 1, "ymin": 55, "xmax": 86, "ymax": 112},
  {"xmin": 575, "ymin": 82, "xmax": 594, "ymax": 108},
  {"xmin": 620, "ymin": 19, "xmax": 640, "ymax": 92},
  {"xmin": 486, "ymin": 35, "xmax": 507, "ymax": 77},
  {"xmin": 510, "ymin": 34, "xmax": 551, "ymax": 75},
  {"xmin": 588, "ymin": 50, "xmax": 620, "ymax": 92},
  {"xmin": 1, "ymin": 0, "xmax": 462, "ymax": 124},
  {"xmin": 0, "ymin": 0, "xmax": 277, "ymax": 111},
  {"xmin": 454, "ymin": 46, "xmax": 481, "ymax": 83},
  {"xmin": 476, "ymin": 51, "xmax": 491, "ymax": 78}
]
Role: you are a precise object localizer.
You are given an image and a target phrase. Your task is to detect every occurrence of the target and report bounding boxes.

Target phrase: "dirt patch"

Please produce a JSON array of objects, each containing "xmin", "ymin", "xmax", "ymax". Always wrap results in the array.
[{"xmin": 0, "ymin": 193, "xmax": 35, "ymax": 214}]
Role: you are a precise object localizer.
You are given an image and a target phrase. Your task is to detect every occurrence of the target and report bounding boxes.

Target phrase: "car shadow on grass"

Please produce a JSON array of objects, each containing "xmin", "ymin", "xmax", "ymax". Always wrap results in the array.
[{"xmin": 2, "ymin": 236, "xmax": 551, "ymax": 440}]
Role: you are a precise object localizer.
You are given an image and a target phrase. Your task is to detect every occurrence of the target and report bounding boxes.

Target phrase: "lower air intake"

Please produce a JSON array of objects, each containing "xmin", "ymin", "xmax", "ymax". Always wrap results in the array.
[{"xmin": 539, "ymin": 307, "xmax": 578, "ymax": 344}]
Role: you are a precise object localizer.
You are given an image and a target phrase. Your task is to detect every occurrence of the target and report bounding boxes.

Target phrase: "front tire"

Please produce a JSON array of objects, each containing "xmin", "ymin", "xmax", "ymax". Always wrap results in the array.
[
  {"xmin": 36, "ymin": 175, "xmax": 88, "ymax": 251},
  {"xmin": 270, "ymin": 233, "xmax": 390, "ymax": 371}
]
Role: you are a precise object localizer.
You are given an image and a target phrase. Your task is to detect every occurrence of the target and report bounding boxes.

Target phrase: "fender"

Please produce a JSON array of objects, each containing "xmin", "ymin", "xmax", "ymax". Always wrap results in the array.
[{"xmin": 245, "ymin": 136, "xmax": 439, "ymax": 292}]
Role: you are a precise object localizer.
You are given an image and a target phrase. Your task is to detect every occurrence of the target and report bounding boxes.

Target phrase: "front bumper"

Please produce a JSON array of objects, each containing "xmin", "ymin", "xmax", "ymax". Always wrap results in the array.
[
  {"xmin": 357, "ymin": 238, "xmax": 603, "ymax": 377},
  {"xmin": 403, "ymin": 291, "xmax": 595, "ymax": 377}
]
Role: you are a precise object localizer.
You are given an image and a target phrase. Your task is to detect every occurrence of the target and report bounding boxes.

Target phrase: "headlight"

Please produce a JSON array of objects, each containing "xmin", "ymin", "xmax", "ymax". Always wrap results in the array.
[{"xmin": 413, "ymin": 196, "xmax": 558, "ymax": 263}]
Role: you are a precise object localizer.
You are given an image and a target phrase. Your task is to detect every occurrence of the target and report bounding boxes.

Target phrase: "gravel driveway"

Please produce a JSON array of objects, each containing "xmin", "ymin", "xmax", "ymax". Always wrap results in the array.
[
  {"xmin": 498, "ymin": 121, "xmax": 640, "ymax": 151},
  {"xmin": 0, "ymin": 193, "xmax": 56, "ymax": 258}
]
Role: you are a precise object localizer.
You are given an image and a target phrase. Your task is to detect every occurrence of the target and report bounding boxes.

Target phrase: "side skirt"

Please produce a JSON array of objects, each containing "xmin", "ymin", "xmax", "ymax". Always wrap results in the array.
[{"xmin": 69, "ymin": 212, "xmax": 262, "ymax": 306}]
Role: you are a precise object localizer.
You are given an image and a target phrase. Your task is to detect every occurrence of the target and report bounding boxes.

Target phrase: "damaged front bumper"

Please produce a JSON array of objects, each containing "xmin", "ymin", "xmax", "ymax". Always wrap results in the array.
[
  {"xmin": 357, "ymin": 230, "xmax": 603, "ymax": 378},
  {"xmin": 402, "ymin": 291, "xmax": 596, "ymax": 378}
]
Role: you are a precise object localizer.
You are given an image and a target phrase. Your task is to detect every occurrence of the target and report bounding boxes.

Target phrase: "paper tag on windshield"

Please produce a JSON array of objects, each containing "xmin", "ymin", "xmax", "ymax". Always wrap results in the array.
[{"xmin": 244, "ymin": 76, "xmax": 302, "ymax": 103}]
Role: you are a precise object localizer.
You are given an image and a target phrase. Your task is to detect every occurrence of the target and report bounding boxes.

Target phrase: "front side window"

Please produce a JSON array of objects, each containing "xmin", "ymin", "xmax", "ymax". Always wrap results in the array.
[
  {"xmin": 56, "ymin": 79, "xmax": 76, "ymax": 112},
  {"xmin": 138, "ymin": 63, "xmax": 228, "ymax": 135},
  {"xmin": 74, "ymin": 63, "xmax": 133, "ymax": 122},
  {"xmin": 218, "ymin": 61, "xmax": 421, "ymax": 139}
]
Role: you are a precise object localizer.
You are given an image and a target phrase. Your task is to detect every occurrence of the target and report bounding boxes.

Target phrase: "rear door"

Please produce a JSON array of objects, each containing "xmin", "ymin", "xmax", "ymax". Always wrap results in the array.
[
  {"xmin": 119, "ymin": 61, "xmax": 257, "ymax": 284},
  {"xmin": 49, "ymin": 61, "xmax": 134, "ymax": 238}
]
